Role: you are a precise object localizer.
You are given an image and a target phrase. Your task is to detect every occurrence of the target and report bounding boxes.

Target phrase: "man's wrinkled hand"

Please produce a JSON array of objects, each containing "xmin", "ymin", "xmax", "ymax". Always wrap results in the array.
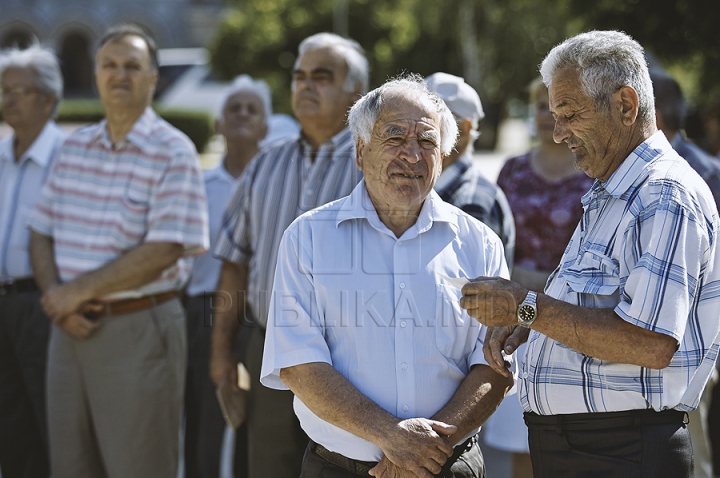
[
  {"xmin": 483, "ymin": 326, "xmax": 528, "ymax": 377},
  {"xmin": 460, "ymin": 277, "xmax": 527, "ymax": 327},
  {"xmin": 369, "ymin": 456, "xmax": 422, "ymax": 478},
  {"xmin": 376, "ymin": 418, "xmax": 456, "ymax": 478},
  {"xmin": 210, "ymin": 350, "xmax": 238, "ymax": 391},
  {"xmin": 41, "ymin": 282, "xmax": 92, "ymax": 324},
  {"xmin": 59, "ymin": 312, "xmax": 101, "ymax": 339}
]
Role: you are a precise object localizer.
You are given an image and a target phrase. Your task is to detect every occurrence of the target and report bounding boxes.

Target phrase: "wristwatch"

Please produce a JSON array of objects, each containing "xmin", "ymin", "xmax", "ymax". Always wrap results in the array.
[{"xmin": 517, "ymin": 291, "xmax": 538, "ymax": 328}]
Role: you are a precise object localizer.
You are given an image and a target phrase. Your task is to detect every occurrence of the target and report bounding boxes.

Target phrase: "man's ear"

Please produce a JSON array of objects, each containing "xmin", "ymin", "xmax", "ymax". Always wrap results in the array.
[
  {"xmin": 458, "ymin": 118, "xmax": 473, "ymax": 137},
  {"xmin": 616, "ymin": 85, "xmax": 639, "ymax": 126},
  {"xmin": 355, "ymin": 140, "xmax": 365, "ymax": 170}
]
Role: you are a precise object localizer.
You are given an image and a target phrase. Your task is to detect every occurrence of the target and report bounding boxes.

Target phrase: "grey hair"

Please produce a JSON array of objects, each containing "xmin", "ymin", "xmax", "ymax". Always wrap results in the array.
[
  {"xmin": 0, "ymin": 45, "xmax": 64, "ymax": 117},
  {"xmin": 348, "ymin": 74, "xmax": 458, "ymax": 155},
  {"xmin": 540, "ymin": 30, "xmax": 655, "ymax": 130},
  {"xmin": 219, "ymin": 74, "xmax": 272, "ymax": 121},
  {"xmin": 296, "ymin": 32, "xmax": 369, "ymax": 94}
]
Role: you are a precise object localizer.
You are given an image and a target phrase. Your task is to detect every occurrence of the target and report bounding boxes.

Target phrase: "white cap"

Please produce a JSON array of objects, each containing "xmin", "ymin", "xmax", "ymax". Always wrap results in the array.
[{"xmin": 425, "ymin": 72, "xmax": 485, "ymax": 126}]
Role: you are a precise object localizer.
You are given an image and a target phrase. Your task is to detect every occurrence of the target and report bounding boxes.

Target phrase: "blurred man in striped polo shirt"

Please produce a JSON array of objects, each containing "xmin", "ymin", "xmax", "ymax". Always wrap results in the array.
[
  {"xmin": 29, "ymin": 24, "xmax": 208, "ymax": 478},
  {"xmin": 210, "ymin": 32, "xmax": 367, "ymax": 478}
]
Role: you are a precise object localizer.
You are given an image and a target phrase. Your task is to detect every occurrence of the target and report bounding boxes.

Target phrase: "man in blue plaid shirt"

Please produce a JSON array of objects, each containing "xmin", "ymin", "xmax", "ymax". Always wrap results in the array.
[{"xmin": 461, "ymin": 30, "xmax": 720, "ymax": 478}]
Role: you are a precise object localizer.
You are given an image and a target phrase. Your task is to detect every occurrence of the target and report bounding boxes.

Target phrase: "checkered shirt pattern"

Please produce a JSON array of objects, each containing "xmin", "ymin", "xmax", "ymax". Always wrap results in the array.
[{"xmin": 520, "ymin": 131, "xmax": 720, "ymax": 415}]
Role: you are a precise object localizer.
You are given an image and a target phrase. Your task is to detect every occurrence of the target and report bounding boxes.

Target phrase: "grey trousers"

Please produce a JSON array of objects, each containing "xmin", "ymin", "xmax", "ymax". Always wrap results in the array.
[{"xmin": 46, "ymin": 298, "xmax": 186, "ymax": 478}]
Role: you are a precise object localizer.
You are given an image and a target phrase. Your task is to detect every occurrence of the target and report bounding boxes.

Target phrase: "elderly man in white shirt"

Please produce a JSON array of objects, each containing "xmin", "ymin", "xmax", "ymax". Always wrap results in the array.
[
  {"xmin": 261, "ymin": 75, "xmax": 514, "ymax": 478},
  {"xmin": 0, "ymin": 45, "xmax": 66, "ymax": 478}
]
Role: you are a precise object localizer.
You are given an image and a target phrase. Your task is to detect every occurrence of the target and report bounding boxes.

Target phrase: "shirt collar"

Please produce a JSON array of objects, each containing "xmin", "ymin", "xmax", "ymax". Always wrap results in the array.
[
  {"xmin": 434, "ymin": 153, "xmax": 472, "ymax": 194},
  {"xmin": 0, "ymin": 121, "xmax": 64, "ymax": 167},
  {"xmin": 592, "ymin": 130, "xmax": 670, "ymax": 201},
  {"xmin": 299, "ymin": 127, "xmax": 354, "ymax": 161},
  {"xmin": 90, "ymin": 106, "xmax": 157, "ymax": 148},
  {"xmin": 336, "ymin": 179, "xmax": 460, "ymax": 236}
]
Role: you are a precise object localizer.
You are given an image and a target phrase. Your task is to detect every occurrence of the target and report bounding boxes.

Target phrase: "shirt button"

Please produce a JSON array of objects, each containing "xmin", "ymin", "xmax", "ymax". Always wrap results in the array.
[
  {"xmin": 400, "ymin": 321, "xmax": 406, "ymax": 328},
  {"xmin": 399, "ymin": 282, "xmax": 406, "ymax": 289},
  {"xmin": 403, "ymin": 405, "xmax": 409, "ymax": 412},
  {"xmin": 401, "ymin": 362, "xmax": 408, "ymax": 370}
]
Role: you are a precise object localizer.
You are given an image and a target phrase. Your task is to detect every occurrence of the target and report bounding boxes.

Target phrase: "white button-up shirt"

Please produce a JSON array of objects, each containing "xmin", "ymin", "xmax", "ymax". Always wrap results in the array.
[
  {"xmin": 521, "ymin": 132, "xmax": 720, "ymax": 415},
  {"xmin": 186, "ymin": 163, "xmax": 238, "ymax": 297},
  {"xmin": 0, "ymin": 121, "xmax": 67, "ymax": 281},
  {"xmin": 261, "ymin": 180, "xmax": 509, "ymax": 461}
]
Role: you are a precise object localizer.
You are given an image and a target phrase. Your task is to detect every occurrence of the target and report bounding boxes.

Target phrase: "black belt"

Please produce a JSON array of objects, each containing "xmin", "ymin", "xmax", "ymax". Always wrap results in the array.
[
  {"xmin": 0, "ymin": 278, "xmax": 39, "ymax": 296},
  {"xmin": 310, "ymin": 434, "xmax": 477, "ymax": 476},
  {"xmin": 524, "ymin": 409, "xmax": 688, "ymax": 432}
]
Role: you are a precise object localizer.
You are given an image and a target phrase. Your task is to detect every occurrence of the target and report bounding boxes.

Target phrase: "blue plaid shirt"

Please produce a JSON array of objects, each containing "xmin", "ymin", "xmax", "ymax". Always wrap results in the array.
[{"xmin": 520, "ymin": 131, "xmax": 720, "ymax": 415}]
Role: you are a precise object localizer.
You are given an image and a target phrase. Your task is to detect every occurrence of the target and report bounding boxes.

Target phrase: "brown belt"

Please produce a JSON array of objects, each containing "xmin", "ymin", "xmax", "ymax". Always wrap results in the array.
[{"xmin": 86, "ymin": 291, "xmax": 178, "ymax": 319}]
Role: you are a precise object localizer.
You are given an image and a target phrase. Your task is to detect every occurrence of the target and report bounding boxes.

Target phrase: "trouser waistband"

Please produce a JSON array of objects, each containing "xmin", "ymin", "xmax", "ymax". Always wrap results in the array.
[
  {"xmin": 524, "ymin": 409, "xmax": 688, "ymax": 432},
  {"xmin": 309, "ymin": 434, "xmax": 477, "ymax": 476},
  {"xmin": 85, "ymin": 291, "xmax": 179, "ymax": 319},
  {"xmin": 0, "ymin": 278, "xmax": 38, "ymax": 295}
]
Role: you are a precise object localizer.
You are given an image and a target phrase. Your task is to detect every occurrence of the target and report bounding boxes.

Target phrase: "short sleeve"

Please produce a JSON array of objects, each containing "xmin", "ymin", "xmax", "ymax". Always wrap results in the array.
[
  {"xmin": 615, "ymin": 184, "xmax": 709, "ymax": 340},
  {"xmin": 28, "ymin": 149, "xmax": 62, "ymax": 236},
  {"xmin": 260, "ymin": 226, "xmax": 333, "ymax": 390},
  {"xmin": 145, "ymin": 149, "xmax": 209, "ymax": 256},
  {"xmin": 213, "ymin": 164, "xmax": 254, "ymax": 265}
]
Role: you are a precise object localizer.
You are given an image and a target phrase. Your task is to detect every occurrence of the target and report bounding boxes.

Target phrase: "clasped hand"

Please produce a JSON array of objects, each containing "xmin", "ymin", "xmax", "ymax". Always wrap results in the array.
[{"xmin": 369, "ymin": 418, "xmax": 456, "ymax": 478}]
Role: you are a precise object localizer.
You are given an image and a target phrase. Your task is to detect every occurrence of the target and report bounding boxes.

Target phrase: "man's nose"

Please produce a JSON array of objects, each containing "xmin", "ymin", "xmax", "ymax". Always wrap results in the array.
[
  {"xmin": 400, "ymin": 139, "xmax": 422, "ymax": 164},
  {"xmin": 553, "ymin": 117, "xmax": 571, "ymax": 144}
]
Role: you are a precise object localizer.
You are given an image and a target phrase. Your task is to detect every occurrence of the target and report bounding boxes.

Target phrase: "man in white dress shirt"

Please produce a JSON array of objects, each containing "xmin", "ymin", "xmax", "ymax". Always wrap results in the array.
[
  {"xmin": 0, "ymin": 45, "xmax": 66, "ymax": 478},
  {"xmin": 261, "ymin": 75, "xmax": 514, "ymax": 478}
]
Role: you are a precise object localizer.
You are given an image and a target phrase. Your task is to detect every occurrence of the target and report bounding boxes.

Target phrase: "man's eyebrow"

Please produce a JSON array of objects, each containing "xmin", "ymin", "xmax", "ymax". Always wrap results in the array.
[
  {"xmin": 293, "ymin": 67, "xmax": 334, "ymax": 76},
  {"xmin": 419, "ymin": 130, "xmax": 440, "ymax": 141},
  {"xmin": 380, "ymin": 125, "xmax": 407, "ymax": 137}
]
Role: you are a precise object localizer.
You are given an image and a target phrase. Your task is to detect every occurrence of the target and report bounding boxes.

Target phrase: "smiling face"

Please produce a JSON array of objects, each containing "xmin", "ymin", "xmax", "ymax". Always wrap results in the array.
[
  {"xmin": 94, "ymin": 34, "xmax": 157, "ymax": 113},
  {"xmin": 1, "ymin": 66, "xmax": 55, "ymax": 133},
  {"xmin": 549, "ymin": 68, "xmax": 631, "ymax": 182},
  {"xmin": 217, "ymin": 90, "xmax": 267, "ymax": 145},
  {"xmin": 357, "ymin": 93, "xmax": 444, "ymax": 215}
]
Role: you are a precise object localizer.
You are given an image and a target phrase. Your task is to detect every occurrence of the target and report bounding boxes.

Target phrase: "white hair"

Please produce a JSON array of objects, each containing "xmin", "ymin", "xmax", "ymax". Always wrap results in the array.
[
  {"xmin": 0, "ymin": 45, "xmax": 63, "ymax": 117},
  {"xmin": 540, "ymin": 30, "xmax": 655, "ymax": 129},
  {"xmin": 296, "ymin": 32, "xmax": 369, "ymax": 94},
  {"xmin": 219, "ymin": 74, "xmax": 272, "ymax": 121},
  {"xmin": 348, "ymin": 74, "xmax": 458, "ymax": 155}
]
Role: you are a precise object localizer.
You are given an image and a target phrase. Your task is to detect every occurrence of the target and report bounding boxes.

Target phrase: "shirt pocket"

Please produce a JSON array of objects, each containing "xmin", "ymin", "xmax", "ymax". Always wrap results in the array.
[
  {"xmin": 562, "ymin": 250, "xmax": 621, "ymax": 309},
  {"xmin": 116, "ymin": 183, "xmax": 152, "ymax": 244},
  {"xmin": 433, "ymin": 284, "xmax": 479, "ymax": 365}
]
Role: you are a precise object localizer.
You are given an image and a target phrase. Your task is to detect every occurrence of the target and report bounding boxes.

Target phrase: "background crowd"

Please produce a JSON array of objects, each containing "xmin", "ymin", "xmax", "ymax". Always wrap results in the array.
[{"xmin": 2, "ymin": 13, "xmax": 720, "ymax": 478}]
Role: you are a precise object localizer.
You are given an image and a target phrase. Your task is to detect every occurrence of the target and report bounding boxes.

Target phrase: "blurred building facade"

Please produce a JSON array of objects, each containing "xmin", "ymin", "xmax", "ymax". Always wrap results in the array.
[{"xmin": 0, "ymin": 0, "xmax": 227, "ymax": 97}]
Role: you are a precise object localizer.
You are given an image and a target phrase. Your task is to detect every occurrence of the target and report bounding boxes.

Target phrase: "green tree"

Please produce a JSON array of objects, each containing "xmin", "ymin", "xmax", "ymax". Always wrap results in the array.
[
  {"xmin": 557, "ymin": 0, "xmax": 720, "ymax": 104},
  {"xmin": 209, "ymin": 0, "xmax": 573, "ymax": 148}
]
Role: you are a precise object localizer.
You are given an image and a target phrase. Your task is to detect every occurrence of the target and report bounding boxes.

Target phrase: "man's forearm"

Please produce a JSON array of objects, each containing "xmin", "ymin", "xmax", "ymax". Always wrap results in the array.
[
  {"xmin": 29, "ymin": 231, "xmax": 61, "ymax": 293},
  {"xmin": 533, "ymin": 293, "xmax": 678, "ymax": 369},
  {"xmin": 70, "ymin": 242, "xmax": 184, "ymax": 301},
  {"xmin": 431, "ymin": 364, "xmax": 513, "ymax": 444},
  {"xmin": 281, "ymin": 362, "xmax": 400, "ymax": 444},
  {"xmin": 211, "ymin": 261, "xmax": 248, "ymax": 354}
]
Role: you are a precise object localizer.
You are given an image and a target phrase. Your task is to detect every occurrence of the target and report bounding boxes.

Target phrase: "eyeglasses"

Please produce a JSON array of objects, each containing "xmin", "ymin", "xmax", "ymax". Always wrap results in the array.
[{"xmin": 1, "ymin": 85, "xmax": 40, "ymax": 100}]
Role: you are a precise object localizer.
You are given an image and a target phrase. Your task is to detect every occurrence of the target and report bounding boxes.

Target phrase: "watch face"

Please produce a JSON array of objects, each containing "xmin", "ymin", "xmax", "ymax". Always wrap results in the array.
[{"xmin": 518, "ymin": 305, "xmax": 536, "ymax": 322}]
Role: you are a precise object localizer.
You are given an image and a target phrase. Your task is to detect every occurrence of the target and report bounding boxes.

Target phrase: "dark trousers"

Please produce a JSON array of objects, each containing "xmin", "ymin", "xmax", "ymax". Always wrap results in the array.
[
  {"xmin": 184, "ymin": 294, "xmax": 249, "ymax": 478},
  {"xmin": 0, "ymin": 290, "xmax": 50, "ymax": 478},
  {"xmin": 524, "ymin": 409, "xmax": 693, "ymax": 478},
  {"xmin": 300, "ymin": 436, "xmax": 485, "ymax": 478}
]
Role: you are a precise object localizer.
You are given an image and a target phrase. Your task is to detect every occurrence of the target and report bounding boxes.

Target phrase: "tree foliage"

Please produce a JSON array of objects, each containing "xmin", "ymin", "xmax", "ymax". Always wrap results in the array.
[
  {"xmin": 557, "ymin": 0, "xmax": 720, "ymax": 104},
  {"xmin": 209, "ymin": 0, "xmax": 720, "ymax": 147},
  {"xmin": 209, "ymin": 0, "xmax": 573, "ymax": 148}
]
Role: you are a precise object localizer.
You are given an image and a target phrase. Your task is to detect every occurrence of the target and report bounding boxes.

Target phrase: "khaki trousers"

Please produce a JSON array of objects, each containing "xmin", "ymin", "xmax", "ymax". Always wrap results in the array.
[{"xmin": 47, "ymin": 298, "xmax": 186, "ymax": 478}]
